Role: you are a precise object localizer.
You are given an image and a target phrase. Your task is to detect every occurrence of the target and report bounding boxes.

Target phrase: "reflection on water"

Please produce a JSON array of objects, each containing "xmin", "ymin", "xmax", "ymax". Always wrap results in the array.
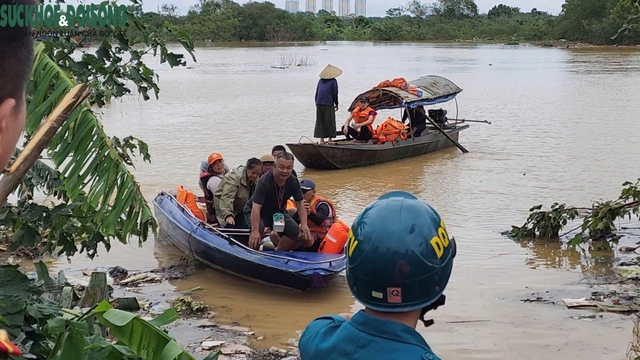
[
  {"xmin": 49, "ymin": 42, "xmax": 640, "ymax": 358},
  {"xmin": 519, "ymin": 238, "xmax": 615, "ymax": 277}
]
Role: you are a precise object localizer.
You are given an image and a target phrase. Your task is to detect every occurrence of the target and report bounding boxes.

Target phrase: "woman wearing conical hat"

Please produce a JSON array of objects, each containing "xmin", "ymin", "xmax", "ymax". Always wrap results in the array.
[{"xmin": 314, "ymin": 64, "xmax": 342, "ymax": 144}]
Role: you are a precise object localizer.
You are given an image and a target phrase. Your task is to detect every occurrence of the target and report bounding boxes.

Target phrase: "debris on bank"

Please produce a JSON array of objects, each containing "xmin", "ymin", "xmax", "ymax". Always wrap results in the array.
[
  {"xmin": 519, "ymin": 231, "xmax": 640, "ymax": 318},
  {"xmin": 68, "ymin": 262, "xmax": 301, "ymax": 360}
]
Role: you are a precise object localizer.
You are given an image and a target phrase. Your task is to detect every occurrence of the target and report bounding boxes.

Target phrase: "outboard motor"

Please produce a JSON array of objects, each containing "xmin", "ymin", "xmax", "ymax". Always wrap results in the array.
[{"xmin": 428, "ymin": 109, "xmax": 448, "ymax": 125}]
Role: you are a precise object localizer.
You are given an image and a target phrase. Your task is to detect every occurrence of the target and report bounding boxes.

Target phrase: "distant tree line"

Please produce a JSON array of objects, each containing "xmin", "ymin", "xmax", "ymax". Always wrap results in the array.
[{"xmin": 121, "ymin": 0, "xmax": 640, "ymax": 44}]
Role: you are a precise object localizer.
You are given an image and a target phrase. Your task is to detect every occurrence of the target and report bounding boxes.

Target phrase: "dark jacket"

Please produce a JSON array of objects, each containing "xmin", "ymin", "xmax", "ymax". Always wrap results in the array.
[{"xmin": 315, "ymin": 79, "xmax": 339, "ymax": 107}]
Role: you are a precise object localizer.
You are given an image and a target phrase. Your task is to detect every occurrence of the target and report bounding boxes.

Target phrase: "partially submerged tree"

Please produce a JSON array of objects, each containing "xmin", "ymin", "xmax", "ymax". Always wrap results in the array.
[{"xmin": 504, "ymin": 179, "xmax": 640, "ymax": 246}]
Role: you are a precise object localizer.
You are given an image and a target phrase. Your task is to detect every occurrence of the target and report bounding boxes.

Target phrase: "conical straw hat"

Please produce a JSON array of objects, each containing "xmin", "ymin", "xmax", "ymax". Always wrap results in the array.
[{"xmin": 319, "ymin": 64, "xmax": 342, "ymax": 79}]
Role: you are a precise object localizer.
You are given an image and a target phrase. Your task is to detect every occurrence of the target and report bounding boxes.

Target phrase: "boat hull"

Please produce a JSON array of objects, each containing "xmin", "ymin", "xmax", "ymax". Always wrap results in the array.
[
  {"xmin": 153, "ymin": 193, "xmax": 346, "ymax": 291},
  {"xmin": 287, "ymin": 124, "xmax": 469, "ymax": 170}
]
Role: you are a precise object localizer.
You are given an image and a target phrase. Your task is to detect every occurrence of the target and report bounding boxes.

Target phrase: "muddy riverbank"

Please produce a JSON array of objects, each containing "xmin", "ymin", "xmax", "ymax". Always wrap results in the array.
[{"xmin": 0, "ymin": 248, "xmax": 301, "ymax": 360}]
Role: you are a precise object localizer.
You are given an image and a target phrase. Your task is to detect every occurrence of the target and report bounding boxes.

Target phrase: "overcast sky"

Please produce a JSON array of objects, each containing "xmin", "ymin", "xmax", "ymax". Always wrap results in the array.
[{"xmin": 137, "ymin": 0, "xmax": 565, "ymax": 17}]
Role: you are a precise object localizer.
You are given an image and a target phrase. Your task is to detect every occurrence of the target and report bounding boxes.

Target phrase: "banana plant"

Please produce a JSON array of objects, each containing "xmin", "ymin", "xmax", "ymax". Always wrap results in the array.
[
  {"xmin": 25, "ymin": 43, "xmax": 156, "ymax": 245},
  {"xmin": 0, "ymin": 263, "xmax": 221, "ymax": 360}
]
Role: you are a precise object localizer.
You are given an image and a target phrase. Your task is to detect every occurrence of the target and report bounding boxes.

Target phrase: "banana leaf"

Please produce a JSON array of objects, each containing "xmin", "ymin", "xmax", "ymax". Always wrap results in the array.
[
  {"xmin": 93, "ymin": 300, "xmax": 205, "ymax": 360},
  {"xmin": 25, "ymin": 43, "xmax": 156, "ymax": 244}
]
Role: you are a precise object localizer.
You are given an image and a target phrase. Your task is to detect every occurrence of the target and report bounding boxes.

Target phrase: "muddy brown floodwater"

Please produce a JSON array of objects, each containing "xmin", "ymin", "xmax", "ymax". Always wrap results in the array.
[{"xmin": 33, "ymin": 42, "xmax": 640, "ymax": 358}]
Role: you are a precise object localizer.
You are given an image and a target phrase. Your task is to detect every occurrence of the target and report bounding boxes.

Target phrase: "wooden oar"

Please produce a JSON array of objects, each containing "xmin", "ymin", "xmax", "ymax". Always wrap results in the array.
[
  {"xmin": 455, "ymin": 119, "xmax": 492, "ymax": 124},
  {"xmin": 425, "ymin": 116, "xmax": 469, "ymax": 153}
]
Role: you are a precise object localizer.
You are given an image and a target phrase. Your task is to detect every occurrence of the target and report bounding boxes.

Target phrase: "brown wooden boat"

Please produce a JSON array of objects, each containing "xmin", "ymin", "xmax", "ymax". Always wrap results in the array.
[{"xmin": 287, "ymin": 75, "xmax": 473, "ymax": 170}]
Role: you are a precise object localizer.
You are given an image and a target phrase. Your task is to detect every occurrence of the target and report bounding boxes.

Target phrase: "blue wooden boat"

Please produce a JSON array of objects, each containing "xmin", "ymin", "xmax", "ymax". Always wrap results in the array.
[{"xmin": 152, "ymin": 192, "xmax": 347, "ymax": 291}]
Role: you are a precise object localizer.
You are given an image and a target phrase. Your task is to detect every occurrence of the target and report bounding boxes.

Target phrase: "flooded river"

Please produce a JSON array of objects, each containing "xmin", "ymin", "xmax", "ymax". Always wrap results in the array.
[{"xmin": 49, "ymin": 42, "xmax": 640, "ymax": 358}]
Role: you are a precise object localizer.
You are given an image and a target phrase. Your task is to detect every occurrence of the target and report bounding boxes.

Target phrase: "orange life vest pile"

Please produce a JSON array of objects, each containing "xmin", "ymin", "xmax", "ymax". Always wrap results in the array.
[
  {"xmin": 373, "ymin": 77, "xmax": 422, "ymax": 97},
  {"xmin": 373, "ymin": 117, "xmax": 409, "ymax": 144},
  {"xmin": 176, "ymin": 185, "xmax": 206, "ymax": 221}
]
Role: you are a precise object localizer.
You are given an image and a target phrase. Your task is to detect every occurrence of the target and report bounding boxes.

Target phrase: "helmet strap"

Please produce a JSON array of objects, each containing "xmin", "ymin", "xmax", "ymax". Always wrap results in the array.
[{"xmin": 419, "ymin": 294, "xmax": 446, "ymax": 328}]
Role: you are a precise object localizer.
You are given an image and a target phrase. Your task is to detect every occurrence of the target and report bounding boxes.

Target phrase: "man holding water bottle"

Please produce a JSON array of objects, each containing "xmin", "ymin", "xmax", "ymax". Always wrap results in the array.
[{"xmin": 243, "ymin": 151, "xmax": 313, "ymax": 251}]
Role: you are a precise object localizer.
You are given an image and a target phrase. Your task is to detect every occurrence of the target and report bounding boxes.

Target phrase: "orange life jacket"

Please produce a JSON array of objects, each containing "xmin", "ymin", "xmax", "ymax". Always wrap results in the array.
[
  {"xmin": 308, "ymin": 196, "xmax": 336, "ymax": 240},
  {"xmin": 351, "ymin": 106, "xmax": 376, "ymax": 134},
  {"xmin": 176, "ymin": 185, "xmax": 205, "ymax": 221},
  {"xmin": 318, "ymin": 219, "xmax": 350, "ymax": 254},
  {"xmin": 373, "ymin": 77, "xmax": 421, "ymax": 96},
  {"xmin": 286, "ymin": 199, "xmax": 296, "ymax": 210},
  {"xmin": 375, "ymin": 117, "xmax": 409, "ymax": 144}
]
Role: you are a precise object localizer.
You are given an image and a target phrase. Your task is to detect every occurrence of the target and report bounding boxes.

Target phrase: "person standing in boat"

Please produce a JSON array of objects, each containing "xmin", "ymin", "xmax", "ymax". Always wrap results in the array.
[
  {"xmin": 298, "ymin": 191, "xmax": 456, "ymax": 360},
  {"xmin": 214, "ymin": 157, "xmax": 263, "ymax": 229},
  {"xmin": 314, "ymin": 64, "xmax": 341, "ymax": 144},
  {"xmin": 200, "ymin": 152, "xmax": 228, "ymax": 224},
  {"xmin": 342, "ymin": 96, "xmax": 376, "ymax": 142},
  {"xmin": 243, "ymin": 151, "xmax": 312, "ymax": 251}
]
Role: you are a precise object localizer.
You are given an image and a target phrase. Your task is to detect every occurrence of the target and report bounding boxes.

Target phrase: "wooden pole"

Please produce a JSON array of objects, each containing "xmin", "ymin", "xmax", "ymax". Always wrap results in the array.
[
  {"xmin": 0, "ymin": 83, "xmax": 91, "ymax": 207},
  {"xmin": 425, "ymin": 115, "xmax": 469, "ymax": 153}
]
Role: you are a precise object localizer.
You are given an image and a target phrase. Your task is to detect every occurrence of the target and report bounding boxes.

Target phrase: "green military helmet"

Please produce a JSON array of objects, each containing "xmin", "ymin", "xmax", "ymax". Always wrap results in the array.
[{"xmin": 346, "ymin": 191, "xmax": 456, "ymax": 312}]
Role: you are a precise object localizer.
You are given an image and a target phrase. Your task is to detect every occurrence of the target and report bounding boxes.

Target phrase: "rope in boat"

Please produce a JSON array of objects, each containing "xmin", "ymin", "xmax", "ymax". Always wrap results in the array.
[{"xmin": 298, "ymin": 135, "xmax": 315, "ymax": 144}]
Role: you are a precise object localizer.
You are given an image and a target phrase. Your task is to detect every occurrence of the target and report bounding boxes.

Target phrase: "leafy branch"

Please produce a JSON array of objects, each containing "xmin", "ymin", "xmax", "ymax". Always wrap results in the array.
[
  {"xmin": 0, "ymin": 262, "xmax": 221, "ymax": 360},
  {"xmin": 503, "ymin": 178, "xmax": 640, "ymax": 245},
  {"xmin": 1, "ymin": 0, "xmax": 198, "ymax": 259}
]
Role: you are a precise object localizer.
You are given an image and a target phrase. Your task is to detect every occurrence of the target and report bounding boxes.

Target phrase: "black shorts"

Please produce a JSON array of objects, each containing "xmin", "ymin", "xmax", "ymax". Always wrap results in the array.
[
  {"xmin": 300, "ymin": 237, "xmax": 322, "ymax": 253},
  {"xmin": 244, "ymin": 207, "xmax": 300, "ymax": 241}
]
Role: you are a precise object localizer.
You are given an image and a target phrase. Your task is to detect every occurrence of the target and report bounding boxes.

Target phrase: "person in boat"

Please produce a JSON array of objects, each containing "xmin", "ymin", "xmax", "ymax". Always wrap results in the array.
[
  {"xmin": 271, "ymin": 145, "xmax": 297, "ymax": 177},
  {"xmin": 214, "ymin": 157, "xmax": 263, "ymax": 229},
  {"xmin": 200, "ymin": 160, "xmax": 230, "ymax": 188},
  {"xmin": 296, "ymin": 178, "xmax": 336, "ymax": 252},
  {"xmin": 200, "ymin": 152, "xmax": 229, "ymax": 224},
  {"xmin": 243, "ymin": 151, "xmax": 312, "ymax": 251},
  {"xmin": 299, "ymin": 191, "xmax": 456, "ymax": 360},
  {"xmin": 342, "ymin": 96, "xmax": 376, "ymax": 142},
  {"xmin": 314, "ymin": 64, "xmax": 341, "ymax": 144},
  {"xmin": 402, "ymin": 105, "xmax": 428, "ymax": 137},
  {"xmin": 260, "ymin": 154, "xmax": 275, "ymax": 176}
]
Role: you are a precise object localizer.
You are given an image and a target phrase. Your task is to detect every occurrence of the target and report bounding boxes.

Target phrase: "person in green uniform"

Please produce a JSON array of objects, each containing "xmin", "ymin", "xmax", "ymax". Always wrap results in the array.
[{"xmin": 298, "ymin": 191, "xmax": 457, "ymax": 360}]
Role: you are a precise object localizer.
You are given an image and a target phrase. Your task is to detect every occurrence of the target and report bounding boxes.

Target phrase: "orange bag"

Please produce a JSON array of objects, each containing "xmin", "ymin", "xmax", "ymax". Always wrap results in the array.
[
  {"xmin": 176, "ymin": 185, "xmax": 205, "ymax": 221},
  {"xmin": 318, "ymin": 220, "xmax": 350, "ymax": 254},
  {"xmin": 375, "ymin": 117, "xmax": 408, "ymax": 144}
]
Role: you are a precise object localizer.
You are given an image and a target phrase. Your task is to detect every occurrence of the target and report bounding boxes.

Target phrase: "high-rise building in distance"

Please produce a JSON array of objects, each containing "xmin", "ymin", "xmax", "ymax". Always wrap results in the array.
[
  {"xmin": 354, "ymin": 0, "xmax": 365, "ymax": 16},
  {"xmin": 338, "ymin": 0, "xmax": 349, "ymax": 16},
  {"xmin": 285, "ymin": 0, "xmax": 299, "ymax": 13},
  {"xmin": 306, "ymin": 0, "xmax": 316, "ymax": 13},
  {"xmin": 322, "ymin": 0, "xmax": 333, "ymax": 13}
]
